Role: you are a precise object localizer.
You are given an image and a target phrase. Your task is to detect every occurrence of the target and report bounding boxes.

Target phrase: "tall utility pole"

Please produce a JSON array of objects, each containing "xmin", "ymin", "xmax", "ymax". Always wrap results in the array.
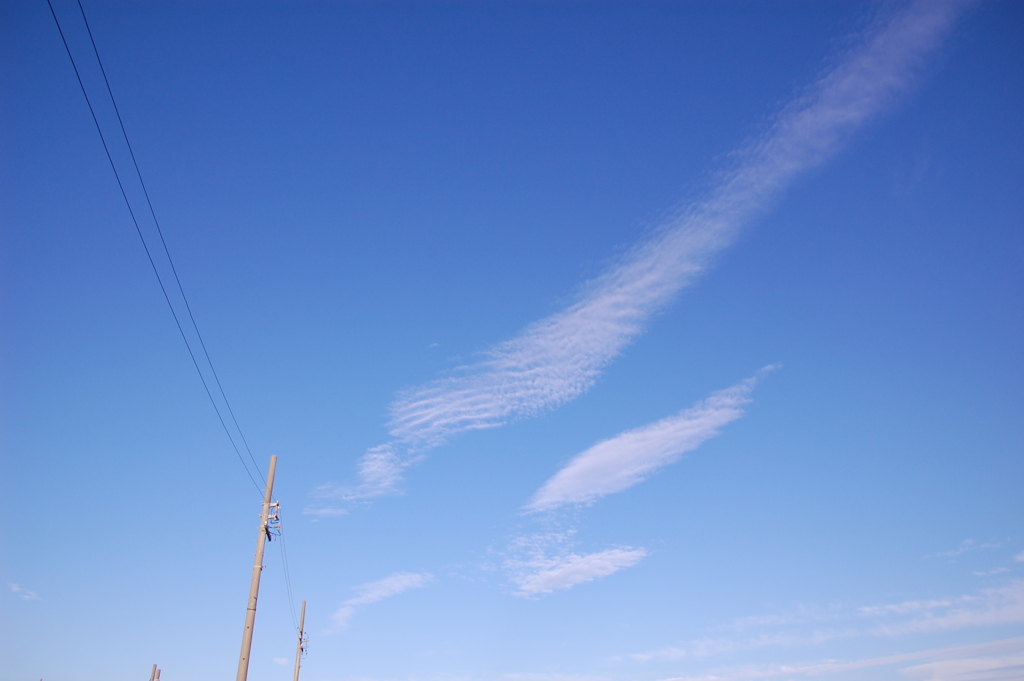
[
  {"xmin": 148, "ymin": 665, "xmax": 157, "ymax": 681},
  {"xmin": 292, "ymin": 600, "xmax": 307, "ymax": 681},
  {"xmin": 236, "ymin": 455, "xmax": 278, "ymax": 681}
]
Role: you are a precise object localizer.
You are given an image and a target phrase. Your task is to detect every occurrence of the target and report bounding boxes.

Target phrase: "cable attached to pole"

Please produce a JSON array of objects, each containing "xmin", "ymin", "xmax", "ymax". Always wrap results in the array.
[
  {"xmin": 278, "ymin": 519, "xmax": 299, "ymax": 630},
  {"xmin": 71, "ymin": 0, "xmax": 265, "ymax": 488},
  {"xmin": 46, "ymin": 0, "xmax": 264, "ymax": 494},
  {"xmin": 47, "ymin": 8, "xmax": 307, "ymax": 668}
]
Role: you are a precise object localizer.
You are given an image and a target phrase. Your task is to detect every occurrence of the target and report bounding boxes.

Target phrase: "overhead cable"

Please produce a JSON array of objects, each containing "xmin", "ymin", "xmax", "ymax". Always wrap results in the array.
[{"xmin": 47, "ymin": 0, "xmax": 264, "ymax": 494}]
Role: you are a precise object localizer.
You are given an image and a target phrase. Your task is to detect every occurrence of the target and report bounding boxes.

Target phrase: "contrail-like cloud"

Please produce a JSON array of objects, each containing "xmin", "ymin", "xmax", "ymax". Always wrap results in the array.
[
  {"xmin": 311, "ymin": 0, "xmax": 971, "ymax": 510},
  {"xmin": 505, "ymin": 368, "xmax": 769, "ymax": 594},
  {"xmin": 510, "ymin": 547, "xmax": 648, "ymax": 597},
  {"xmin": 526, "ymin": 367, "xmax": 773, "ymax": 513},
  {"xmin": 502, "ymin": 531, "xmax": 648, "ymax": 597},
  {"xmin": 329, "ymin": 571, "xmax": 433, "ymax": 631},
  {"xmin": 630, "ymin": 581, "xmax": 1024, "ymax": 677}
]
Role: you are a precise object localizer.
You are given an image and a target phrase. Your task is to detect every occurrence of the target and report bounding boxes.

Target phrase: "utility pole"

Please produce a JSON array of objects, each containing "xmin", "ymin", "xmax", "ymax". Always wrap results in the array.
[
  {"xmin": 148, "ymin": 665, "xmax": 157, "ymax": 681},
  {"xmin": 236, "ymin": 455, "xmax": 278, "ymax": 681},
  {"xmin": 292, "ymin": 600, "xmax": 307, "ymax": 681}
]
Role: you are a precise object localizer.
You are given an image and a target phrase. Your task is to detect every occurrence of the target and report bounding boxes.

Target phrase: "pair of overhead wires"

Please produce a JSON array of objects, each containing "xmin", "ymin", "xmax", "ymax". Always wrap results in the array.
[
  {"xmin": 46, "ymin": 0, "xmax": 265, "ymax": 494},
  {"xmin": 278, "ymin": 517, "xmax": 300, "ymax": 629},
  {"xmin": 47, "ymin": 0, "xmax": 301, "ymax": 630}
]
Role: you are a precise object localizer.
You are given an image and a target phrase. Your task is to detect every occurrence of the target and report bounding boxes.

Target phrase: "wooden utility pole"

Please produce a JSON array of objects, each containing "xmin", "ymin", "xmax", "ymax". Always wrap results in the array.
[
  {"xmin": 148, "ymin": 665, "xmax": 157, "ymax": 681},
  {"xmin": 236, "ymin": 455, "xmax": 278, "ymax": 681},
  {"xmin": 292, "ymin": 600, "xmax": 307, "ymax": 681}
]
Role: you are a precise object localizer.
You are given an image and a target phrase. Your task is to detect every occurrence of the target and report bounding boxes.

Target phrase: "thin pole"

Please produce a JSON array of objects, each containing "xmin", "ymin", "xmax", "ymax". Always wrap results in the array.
[
  {"xmin": 148, "ymin": 665, "xmax": 157, "ymax": 681},
  {"xmin": 236, "ymin": 455, "xmax": 278, "ymax": 681},
  {"xmin": 292, "ymin": 600, "xmax": 307, "ymax": 681}
]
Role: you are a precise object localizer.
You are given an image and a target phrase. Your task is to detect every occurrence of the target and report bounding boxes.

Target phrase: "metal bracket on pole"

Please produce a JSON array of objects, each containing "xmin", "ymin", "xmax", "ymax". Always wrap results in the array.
[{"xmin": 266, "ymin": 502, "xmax": 281, "ymax": 541}]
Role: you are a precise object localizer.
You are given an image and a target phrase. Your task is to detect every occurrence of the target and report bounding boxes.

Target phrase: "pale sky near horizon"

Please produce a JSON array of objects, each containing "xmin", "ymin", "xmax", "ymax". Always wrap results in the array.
[{"xmin": 3, "ymin": 2, "xmax": 1023, "ymax": 681}]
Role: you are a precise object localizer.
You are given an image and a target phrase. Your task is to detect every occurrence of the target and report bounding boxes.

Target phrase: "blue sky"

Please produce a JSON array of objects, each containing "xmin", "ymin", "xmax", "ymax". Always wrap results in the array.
[{"xmin": 2, "ymin": 1, "xmax": 1023, "ymax": 680}]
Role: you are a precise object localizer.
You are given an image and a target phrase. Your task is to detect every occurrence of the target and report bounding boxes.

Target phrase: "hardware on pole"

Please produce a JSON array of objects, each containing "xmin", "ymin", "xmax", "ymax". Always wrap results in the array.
[
  {"xmin": 292, "ymin": 600, "xmax": 308, "ymax": 681},
  {"xmin": 236, "ymin": 455, "xmax": 278, "ymax": 681}
]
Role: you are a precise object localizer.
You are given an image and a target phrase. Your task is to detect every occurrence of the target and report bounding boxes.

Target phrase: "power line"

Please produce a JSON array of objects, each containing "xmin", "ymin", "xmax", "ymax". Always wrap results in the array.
[
  {"xmin": 48, "ymin": 4, "xmax": 304, "ymax": 661},
  {"xmin": 72, "ymin": 0, "xmax": 266, "ymax": 488},
  {"xmin": 278, "ymin": 518, "xmax": 299, "ymax": 630},
  {"xmin": 46, "ymin": 0, "xmax": 264, "ymax": 495}
]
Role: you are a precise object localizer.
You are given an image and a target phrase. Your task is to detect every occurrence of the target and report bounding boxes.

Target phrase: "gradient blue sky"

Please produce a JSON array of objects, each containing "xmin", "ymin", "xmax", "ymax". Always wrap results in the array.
[{"xmin": 2, "ymin": 2, "xmax": 1023, "ymax": 681}]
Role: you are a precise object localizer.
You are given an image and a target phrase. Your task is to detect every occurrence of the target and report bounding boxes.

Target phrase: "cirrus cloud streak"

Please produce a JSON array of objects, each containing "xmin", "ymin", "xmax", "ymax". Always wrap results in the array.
[
  {"xmin": 384, "ymin": 0, "xmax": 966, "ymax": 450},
  {"xmin": 312, "ymin": 0, "xmax": 972, "ymax": 511},
  {"xmin": 508, "ymin": 546, "xmax": 648, "ymax": 597},
  {"xmin": 526, "ymin": 367, "xmax": 773, "ymax": 513},
  {"xmin": 329, "ymin": 571, "xmax": 433, "ymax": 631}
]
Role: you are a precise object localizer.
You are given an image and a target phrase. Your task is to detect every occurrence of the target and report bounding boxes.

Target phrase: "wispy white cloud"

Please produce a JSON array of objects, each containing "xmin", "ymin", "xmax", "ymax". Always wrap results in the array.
[
  {"xmin": 973, "ymin": 567, "xmax": 1011, "ymax": 577},
  {"xmin": 509, "ymin": 547, "xmax": 647, "ymax": 597},
  {"xmin": 304, "ymin": 504, "xmax": 349, "ymax": 518},
  {"xmin": 526, "ymin": 367, "xmax": 773, "ymax": 513},
  {"xmin": 505, "ymin": 369, "xmax": 766, "ymax": 598},
  {"xmin": 630, "ymin": 580, "xmax": 1024, "ymax": 664},
  {"xmin": 312, "ymin": 0, "xmax": 970, "ymax": 511},
  {"xmin": 659, "ymin": 641, "xmax": 1024, "ymax": 681},
  {"xmin": 901, "ymin": 650, "xmax": 1024, "ymax": 681},
  {"xmin": 388, "ymin": 0, "xmax": 962, "ymax": 449},
  {"xmin": 329, "ymin": 571, "xmax": 433, "ymax": 631},
  {"xmin": 308, "ymin": 445, "xmax": 420, "ymax": 513},
  {"xmin": 651, "ymin": 636, "xmax": 1024, "ymax": 681},
  {"xmin": 865, "ymin": 581, "xmax": 1024, "ymax": 636},
  {"xmin": 273, "ymin": 658, "xmax": 289, "ymax": 666},
  {"xmin": 503, "ymin": 531, "xmax": 646, "ymax": 597},
  {"xmin": 926, "ymin": 539, "xmax": 1001, "ymax": 559},
  {"xmin": 507, "ymin": 373, "xmax": 764, "ymax": 590},
  {"xmin": 1015, "ymin": 551, "xmax": 1024, "ymax": 563},
  {"xmin": 8, "ymin": 583, "xmax": 40, "ymax": 601},
  {"xmin": 501, "ymin": 671, "xmax": 610, "ymax": 675}
]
